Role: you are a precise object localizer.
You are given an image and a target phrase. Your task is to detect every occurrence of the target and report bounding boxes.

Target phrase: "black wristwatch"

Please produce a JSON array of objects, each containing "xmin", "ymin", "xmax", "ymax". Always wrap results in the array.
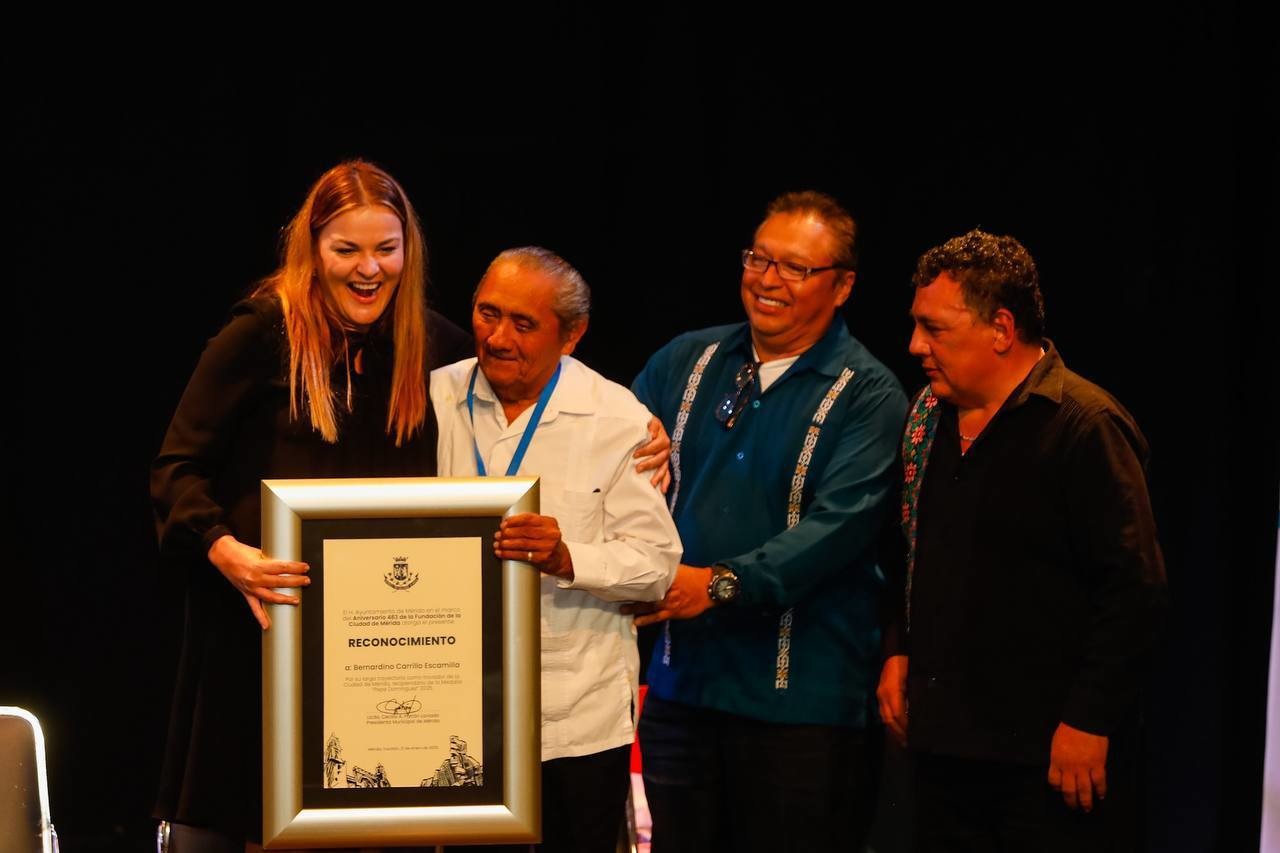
[{"xmin": 707, "ymin": 565, "xmax": 741, "ymax": 605}]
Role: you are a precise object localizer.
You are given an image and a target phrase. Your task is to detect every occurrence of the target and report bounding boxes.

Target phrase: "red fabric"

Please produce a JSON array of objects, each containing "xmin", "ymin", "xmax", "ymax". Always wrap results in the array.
[{"xmin": 631, "ymin": 685, "xmax": 648, "ymax": 773}]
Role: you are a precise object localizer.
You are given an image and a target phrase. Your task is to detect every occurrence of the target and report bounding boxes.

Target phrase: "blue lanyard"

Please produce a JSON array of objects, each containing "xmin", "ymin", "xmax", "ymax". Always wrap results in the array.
[{"xmin": 466, "ymin": 362, "xmax": 562, "ymax": 477}]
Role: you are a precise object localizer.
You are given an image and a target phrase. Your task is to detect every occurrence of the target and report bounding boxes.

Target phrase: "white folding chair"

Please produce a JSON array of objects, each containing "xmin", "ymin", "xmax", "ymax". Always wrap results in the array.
[{"xmin": 0, "ymin": 706, "xmax": 58, "ymax": 853}]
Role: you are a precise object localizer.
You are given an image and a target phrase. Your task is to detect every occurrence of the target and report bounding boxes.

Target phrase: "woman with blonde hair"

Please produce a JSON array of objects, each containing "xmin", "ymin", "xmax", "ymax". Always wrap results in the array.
[{"xmin": 150, "ymin": 160, "xmax": 471, "ymax": 851}]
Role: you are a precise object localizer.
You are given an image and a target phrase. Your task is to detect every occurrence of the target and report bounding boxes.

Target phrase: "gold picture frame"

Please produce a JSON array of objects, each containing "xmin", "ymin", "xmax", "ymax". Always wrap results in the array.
[{"xmin": 260, "ymin": 476, "xmax": 541, "ymax": 848}]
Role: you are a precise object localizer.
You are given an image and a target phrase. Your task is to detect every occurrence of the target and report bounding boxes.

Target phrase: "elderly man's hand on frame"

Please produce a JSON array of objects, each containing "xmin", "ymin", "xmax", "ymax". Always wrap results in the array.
[{"xmin": 494, "ymin": 513, "xmax": 574, "ymax": 581}]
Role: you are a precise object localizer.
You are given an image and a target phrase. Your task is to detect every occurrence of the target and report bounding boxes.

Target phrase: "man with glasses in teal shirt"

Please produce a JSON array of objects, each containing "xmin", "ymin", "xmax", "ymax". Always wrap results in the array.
[{"xmin": 628, "ymin": 191, "xmax": 907, "ymax": 852}]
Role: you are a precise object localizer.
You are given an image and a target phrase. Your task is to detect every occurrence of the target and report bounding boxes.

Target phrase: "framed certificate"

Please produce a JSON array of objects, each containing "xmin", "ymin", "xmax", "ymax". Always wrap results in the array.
[{"xmin": 259, "ymin": 476, "xmax": 541, "ymax": 848}]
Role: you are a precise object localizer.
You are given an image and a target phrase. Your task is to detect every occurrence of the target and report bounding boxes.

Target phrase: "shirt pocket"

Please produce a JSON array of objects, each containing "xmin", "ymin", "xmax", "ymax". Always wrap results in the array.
[{"xmin": 553, "ymin": 489, "xmax": 604, "ymax": 544}]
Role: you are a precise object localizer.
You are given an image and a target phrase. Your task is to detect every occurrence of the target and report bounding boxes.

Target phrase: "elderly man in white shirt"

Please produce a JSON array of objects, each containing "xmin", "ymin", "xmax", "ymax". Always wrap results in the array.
[{"xmin": 431, "ymin": 246, "xmax": 680, "ymax": 853}]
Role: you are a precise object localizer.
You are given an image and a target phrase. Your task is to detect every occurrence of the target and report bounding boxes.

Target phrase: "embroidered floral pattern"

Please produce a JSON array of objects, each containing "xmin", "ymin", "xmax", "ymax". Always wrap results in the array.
[
  {"xmin": 901, "ymin": 388, "xmax": 941, "ymax": 631},
  {"xmin": 776, "ymin": 366, "xmax": 856, "ymax": 689},
  {"xmin": 663, "ymin": 342, "xmax": 720, "ymax": 667},
  {"xmin": 667, "ymin": 343, "xmax": 719, "ymax": 517},
  {"xmin": 775, "ymin": 610, "xmax": 794, "ymax": 690}
]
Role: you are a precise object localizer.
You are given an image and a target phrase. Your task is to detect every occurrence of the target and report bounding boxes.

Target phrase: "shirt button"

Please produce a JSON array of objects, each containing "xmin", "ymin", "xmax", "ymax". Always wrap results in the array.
[
  {"xmin": 752, "ymin": 400, "xmax": 761, "ymax": 409},
  {"xmin": 736, "ymin": 451, "xmax": 745, "ymax": 460}
]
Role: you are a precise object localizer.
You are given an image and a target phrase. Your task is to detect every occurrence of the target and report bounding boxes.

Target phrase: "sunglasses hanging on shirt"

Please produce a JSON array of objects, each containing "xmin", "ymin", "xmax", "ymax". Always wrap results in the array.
[{"xmin": 715, "ymin": 361, "xmax": 760, "ymax": 430}]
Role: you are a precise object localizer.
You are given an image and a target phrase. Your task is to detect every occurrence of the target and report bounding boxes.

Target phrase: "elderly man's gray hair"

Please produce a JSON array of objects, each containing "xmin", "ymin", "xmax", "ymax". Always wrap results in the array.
[{"xmin": 477, "ymin": 246, "xmax": 592, "ymax": 330}]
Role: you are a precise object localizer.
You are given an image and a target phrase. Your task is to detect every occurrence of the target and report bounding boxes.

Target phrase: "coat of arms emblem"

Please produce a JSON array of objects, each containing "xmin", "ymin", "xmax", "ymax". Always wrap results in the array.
[{"xmin": 384, "ymin": 555, "xmax": 419, "ymax": 590}]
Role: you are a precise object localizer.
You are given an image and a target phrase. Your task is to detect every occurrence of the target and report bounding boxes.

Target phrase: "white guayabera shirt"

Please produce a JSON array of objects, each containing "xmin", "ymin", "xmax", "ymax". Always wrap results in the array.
[{"xmin": 431, "ymin": 355, "xmax": 681, "ymax": 761}]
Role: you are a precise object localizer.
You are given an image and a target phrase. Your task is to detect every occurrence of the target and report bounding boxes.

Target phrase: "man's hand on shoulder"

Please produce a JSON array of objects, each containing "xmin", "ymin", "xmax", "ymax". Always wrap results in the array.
[
  {"xmin": 624, "ymin": 564, "xmax": 713, "ymax": 626},
  {"xmin": 1048, "ymin": 721, "xmax": 1108, "ymax": 812},
  {"xmin": 633, "ymin": 416, "xmax": 672, "ymax": 493}
]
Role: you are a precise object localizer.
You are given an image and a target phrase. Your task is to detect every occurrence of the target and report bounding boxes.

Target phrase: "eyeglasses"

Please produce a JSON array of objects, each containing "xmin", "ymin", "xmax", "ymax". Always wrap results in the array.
[
  {"xmin": 715, "ymin": 361, "xmax": 759, "ymax": 430},
  {"xmin": 742, "ymin": 249, "xmax": 845, "ymax": 282}
]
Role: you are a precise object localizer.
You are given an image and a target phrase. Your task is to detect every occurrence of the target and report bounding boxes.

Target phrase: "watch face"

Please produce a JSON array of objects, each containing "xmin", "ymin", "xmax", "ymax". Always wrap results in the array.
[{"xmin": 712, "ymin": 574, "xmax": 739, "ymax": 602}]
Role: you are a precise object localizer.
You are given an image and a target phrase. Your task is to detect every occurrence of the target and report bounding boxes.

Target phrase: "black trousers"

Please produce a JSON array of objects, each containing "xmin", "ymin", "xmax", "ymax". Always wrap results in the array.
[
  {"xmin": 913, "ymin": 748, "xmax": 1141, "ymax": 853},
  {"xmin": 464, "ymin": 744, "xmax": 632, "ymax": 853},
  {"xmin": 638, "ymin": 696, "xmax": 876, "ymax": 853}
]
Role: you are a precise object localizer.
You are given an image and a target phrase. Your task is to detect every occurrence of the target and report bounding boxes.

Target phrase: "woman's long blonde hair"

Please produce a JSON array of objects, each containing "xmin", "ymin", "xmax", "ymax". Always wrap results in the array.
[{"xmin": 255, "ymin": 160, "xmax": 428, "ymax": 445}]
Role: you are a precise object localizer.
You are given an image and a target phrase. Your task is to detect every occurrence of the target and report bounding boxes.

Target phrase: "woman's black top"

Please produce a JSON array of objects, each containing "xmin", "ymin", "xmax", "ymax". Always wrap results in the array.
[{"xmin": 150, "ymin": 295, "xmax": 472, "ymax": 840}]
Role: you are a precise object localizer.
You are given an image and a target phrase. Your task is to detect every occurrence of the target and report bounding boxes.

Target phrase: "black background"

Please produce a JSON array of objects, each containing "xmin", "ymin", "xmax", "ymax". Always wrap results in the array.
[{"xmin": 10, "ymin": 8, "xmax": 1272, "ymax": 851}]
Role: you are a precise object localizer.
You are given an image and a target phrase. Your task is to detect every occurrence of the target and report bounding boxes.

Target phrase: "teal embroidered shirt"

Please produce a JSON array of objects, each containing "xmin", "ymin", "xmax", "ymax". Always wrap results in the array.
[{"xmin": 633, "ymin": 320, "xmax": 907, "ymax": 726}]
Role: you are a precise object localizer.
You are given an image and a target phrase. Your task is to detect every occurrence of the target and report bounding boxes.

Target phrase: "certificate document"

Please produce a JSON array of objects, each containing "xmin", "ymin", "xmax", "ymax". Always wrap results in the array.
[
  {"xmin": 263, "ymin": 478, "xmax": 539, "ymax": 846},
  {"xmin": 321, "ymin": 536, "xmax": 484, "ymax": 790}
]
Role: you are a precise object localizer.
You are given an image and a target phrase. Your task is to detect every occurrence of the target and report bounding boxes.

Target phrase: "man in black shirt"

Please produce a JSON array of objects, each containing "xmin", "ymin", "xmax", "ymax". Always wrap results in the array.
[{"xmin": 878, "ymin": 230, "xmax": 1166, "ymax": 851}]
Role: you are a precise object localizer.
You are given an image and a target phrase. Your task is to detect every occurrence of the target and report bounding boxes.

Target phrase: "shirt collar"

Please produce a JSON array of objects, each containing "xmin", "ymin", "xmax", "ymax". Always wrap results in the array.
[
  {"xmin": 723, "ymin": 316, "xmax": 851, "ymax": 379},
  {"xmin": 1005, "ymin": 338, "xmax": 1065, "ymax": 409},
  {"xmin": 457, "ymin": 356, "xmax": 595, "ymax": 422}
]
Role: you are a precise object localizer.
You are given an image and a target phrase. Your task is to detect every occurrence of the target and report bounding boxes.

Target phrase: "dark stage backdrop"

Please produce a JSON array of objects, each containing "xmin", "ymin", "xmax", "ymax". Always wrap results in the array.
[{"xmin": 12, "ymin": 10, "xmax": 1271, "ymax": 852}]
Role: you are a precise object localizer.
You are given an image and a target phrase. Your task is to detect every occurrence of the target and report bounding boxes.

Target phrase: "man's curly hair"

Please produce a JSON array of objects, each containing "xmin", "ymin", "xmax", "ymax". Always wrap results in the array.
[{"xmin": 912, "ymin": 229, "xmax": 1045, "ymax": 343}]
